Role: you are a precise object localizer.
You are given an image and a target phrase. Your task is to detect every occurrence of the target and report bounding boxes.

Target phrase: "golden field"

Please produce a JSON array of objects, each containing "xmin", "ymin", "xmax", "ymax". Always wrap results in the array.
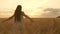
[{"xmin": 0, "ymin": 18, "xmax": 60, "ymax": 34}]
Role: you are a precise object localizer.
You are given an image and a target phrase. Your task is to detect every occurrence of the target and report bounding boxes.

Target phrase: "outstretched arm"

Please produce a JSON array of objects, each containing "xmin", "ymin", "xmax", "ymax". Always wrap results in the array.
[
  {"xmin": 22, "ymin": 12, "xmax": 33, "ymax": 22},
  {"xmin": 2, "ymin": 15, "xmax": 14, "ymax": 23}
]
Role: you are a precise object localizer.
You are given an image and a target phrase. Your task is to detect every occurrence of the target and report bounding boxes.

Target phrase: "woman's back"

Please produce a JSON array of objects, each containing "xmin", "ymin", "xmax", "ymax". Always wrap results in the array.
[
  {"xmin": 14, "ymin": 11, "xmax": 23, "ymax": 23},
  {"xmin": 14, "ymin": 5, "xmax": 23, "ymax": 23}
]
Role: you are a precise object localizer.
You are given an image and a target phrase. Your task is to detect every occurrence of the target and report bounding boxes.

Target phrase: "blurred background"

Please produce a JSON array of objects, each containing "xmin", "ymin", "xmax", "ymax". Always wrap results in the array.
[{"xmin": 0, "ymin": 0, "xmax": 60, "ymax": 18}]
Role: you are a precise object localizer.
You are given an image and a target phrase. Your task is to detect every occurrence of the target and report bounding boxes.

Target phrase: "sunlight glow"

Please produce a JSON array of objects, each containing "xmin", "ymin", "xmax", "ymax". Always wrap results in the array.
[{"xmin": 0, "ymin": 0, "xmax": 52, "ymax": 18}]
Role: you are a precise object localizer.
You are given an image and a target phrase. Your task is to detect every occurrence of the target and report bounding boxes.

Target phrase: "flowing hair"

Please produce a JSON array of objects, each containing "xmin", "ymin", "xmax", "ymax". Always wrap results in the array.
[
  {"xmin": 14, "ymin": 5, "xmax": 22, "ymax": 22},
  {"xmin": 15, "ymin": 5, "xmax": 22, "ymax": 15}
]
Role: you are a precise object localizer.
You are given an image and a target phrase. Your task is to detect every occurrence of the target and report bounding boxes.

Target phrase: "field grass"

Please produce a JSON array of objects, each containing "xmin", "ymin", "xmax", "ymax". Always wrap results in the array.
[{"xmin": 0, "ymin": 18, "xmax": 60, "ymax": 34}]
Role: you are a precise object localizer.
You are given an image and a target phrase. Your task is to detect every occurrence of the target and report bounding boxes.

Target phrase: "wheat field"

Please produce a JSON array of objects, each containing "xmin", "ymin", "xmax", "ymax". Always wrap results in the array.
[{"xmin": 0, "ymin": 18, "xmax": 60, "ymax": 34}]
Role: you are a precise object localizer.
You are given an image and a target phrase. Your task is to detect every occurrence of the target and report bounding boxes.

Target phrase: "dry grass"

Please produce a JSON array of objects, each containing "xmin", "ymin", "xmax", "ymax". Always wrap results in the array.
[{"xmin": 0, "ymin": 18, "xmax": 60, "ymax": 34}]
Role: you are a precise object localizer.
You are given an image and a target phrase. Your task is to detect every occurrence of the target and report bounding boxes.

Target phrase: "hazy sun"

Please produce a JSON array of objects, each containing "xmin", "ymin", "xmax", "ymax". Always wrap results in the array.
[{"xmin": 0, "ymin": 0, "xmax": 49, "ymax": 18}]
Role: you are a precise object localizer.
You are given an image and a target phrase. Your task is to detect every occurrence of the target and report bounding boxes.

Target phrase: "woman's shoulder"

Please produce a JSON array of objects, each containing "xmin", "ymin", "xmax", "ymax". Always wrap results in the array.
[{"xmin": 21, "ymin": 11, "xmax": 25, "ymax": 13}]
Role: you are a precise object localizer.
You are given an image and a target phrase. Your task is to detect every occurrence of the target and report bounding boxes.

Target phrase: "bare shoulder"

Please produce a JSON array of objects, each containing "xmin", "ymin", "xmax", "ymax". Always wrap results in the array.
[
  {"xmin": 21, "ymin": 11, "xmax": 26, "ymax": 16},
  {"xmin": 22, "ymin": 11, "xmax": 25, "ymax": 14},
  {"xmin": 22, "ymin": 11, "xmax": 24, "ymax": 13}
]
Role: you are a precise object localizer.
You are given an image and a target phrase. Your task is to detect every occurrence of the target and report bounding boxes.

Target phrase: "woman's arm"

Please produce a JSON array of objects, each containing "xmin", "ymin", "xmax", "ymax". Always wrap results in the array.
[
  {"xmin": 2, "ymin": 15, "xmax": 14, "ymax": 23},
  {"xmin": 22, "ymin": 12, "xmax": 33, "ymax": 22}
]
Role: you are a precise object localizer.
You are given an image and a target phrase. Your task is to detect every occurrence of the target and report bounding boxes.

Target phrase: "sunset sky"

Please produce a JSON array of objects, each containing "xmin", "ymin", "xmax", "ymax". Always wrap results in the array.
[{"xmin": 0, "ymin": 0, "xmax": 60, "ymax": 18}]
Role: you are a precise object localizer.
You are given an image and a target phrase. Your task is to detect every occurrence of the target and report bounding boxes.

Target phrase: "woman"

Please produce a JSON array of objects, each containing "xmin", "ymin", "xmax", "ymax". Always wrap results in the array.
[{"xmin": 2, "ymin": 5, "xmax": 33, "ymax": 34}]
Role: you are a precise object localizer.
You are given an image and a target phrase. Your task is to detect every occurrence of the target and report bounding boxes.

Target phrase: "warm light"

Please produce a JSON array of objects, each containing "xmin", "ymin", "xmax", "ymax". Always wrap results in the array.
[{"xmin": 0, "ymin": 0, "xmax": 60, "ymax": 18}]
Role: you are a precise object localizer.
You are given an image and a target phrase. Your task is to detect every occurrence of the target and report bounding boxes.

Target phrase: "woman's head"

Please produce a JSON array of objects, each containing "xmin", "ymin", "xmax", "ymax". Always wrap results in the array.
[
  {"xmin": 14, "ymin": 5, "xmax": 22, "ymax": 15},
  {"xmin": 16, "ymin": 5, "xmax": 22, "ymax": 11}
]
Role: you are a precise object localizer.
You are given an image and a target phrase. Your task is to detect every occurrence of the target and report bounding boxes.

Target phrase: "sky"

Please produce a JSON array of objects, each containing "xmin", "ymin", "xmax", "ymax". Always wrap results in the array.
[{"xmin": 0, "ymin": 0, "xmax": 60, "ymax": 18}]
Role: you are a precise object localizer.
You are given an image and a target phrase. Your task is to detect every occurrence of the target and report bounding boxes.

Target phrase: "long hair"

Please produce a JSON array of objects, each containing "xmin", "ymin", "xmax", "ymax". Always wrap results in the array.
[
  {"xmin": 14, "ymin": 5, "xmax": 22, "ymax": 22},
  {"xmin": 15, "ymin": 5, "xmax": 22, "ymax": 15}
]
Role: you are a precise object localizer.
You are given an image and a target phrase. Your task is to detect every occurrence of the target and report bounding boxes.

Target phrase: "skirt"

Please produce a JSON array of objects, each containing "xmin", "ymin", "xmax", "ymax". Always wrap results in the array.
[{"xmin": 10, "ymin": 22, "xmax": 23, "ymax": 34}]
